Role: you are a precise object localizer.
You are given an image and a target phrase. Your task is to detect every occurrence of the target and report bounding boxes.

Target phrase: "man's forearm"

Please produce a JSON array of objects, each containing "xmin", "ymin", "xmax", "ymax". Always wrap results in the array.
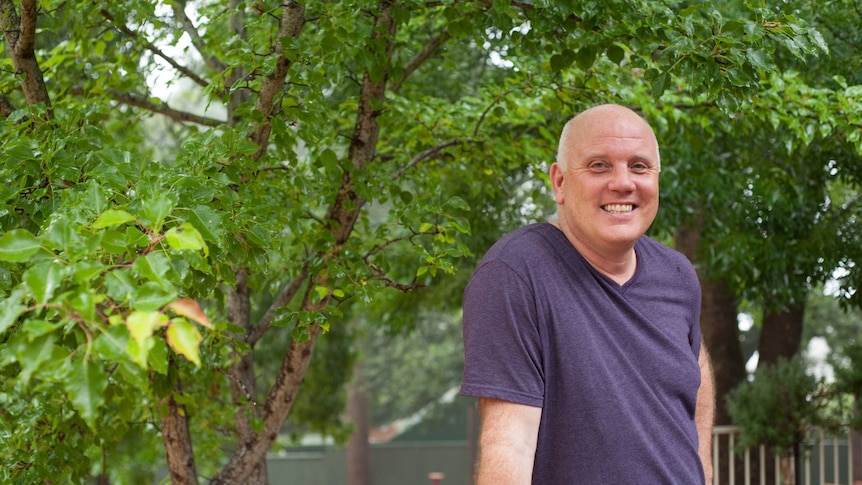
[{"xmin": 695, "ymin": 343, "xmax": 715, "ymax": 484}]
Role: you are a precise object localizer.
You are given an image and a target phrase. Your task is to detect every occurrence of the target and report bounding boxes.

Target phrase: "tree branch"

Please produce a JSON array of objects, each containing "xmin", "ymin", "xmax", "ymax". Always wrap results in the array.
[
  {"xmin": 248, "ymin": 1, "xmax": 306, "ymax": 157},
  {"xmin": 16, "ymin": 0, "xmax": 36, "ymax": 55},
  {"xmin": 100, "ymin": 8, "xmax": 211, "ymax": 89},
  {"xmin": 212, "ymin": 281, "xmax": 326, "ymax": 485},
  {"xmin": 390, "ymin": 30, "xmax": 450, "ymax": 92},
  {"xmin": 161, "ymin": 373, "xmax": 200, "ymax": 485},
  {"xmin": 0, "ymin": 93, "xmax": 15, "ymax": 118},
  {"xmin": 247, "ymin": 263, "xmax": 310, "ymax": 346},
  {"xmin": 474, "ymin": 88, "xmax": 515, "ymax": 136},
  {"xmin": 0, "ymin": 0, "xmax": 52, "ymax": 112},
  {"xmin": 367, "ymin": 263, "xmax": 424, "ymax": 292},
  {"xmin": 390, "ymin": 139, "xmax": 466, "ymax": 180},
  {"xmin": 171, "ymin": 0, "xmax": 227, "ymax": 73},
  {"xmin": 106, "ymin": 89, "xmax": 225, "ymax": 127}
]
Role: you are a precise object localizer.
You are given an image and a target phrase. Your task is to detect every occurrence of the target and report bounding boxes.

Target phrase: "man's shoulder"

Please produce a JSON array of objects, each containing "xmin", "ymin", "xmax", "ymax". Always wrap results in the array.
[
  {"xmin": 472, "ymin": 222, "xmax": 560, "ymax": 277},
  {"xmin": 485, "ymin": 222, "xmax": 559, "ymax": 257}
]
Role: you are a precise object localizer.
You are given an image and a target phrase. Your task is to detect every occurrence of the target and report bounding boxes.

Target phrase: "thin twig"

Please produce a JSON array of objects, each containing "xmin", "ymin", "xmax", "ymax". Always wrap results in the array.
[{"xmin": 100, "ymin": 9, "xmax": 211, "ymax": 89}]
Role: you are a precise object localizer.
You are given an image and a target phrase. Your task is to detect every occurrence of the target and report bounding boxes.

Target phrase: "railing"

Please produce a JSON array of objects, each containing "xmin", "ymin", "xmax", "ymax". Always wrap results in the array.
[{"xmin": 712, "ymin": 425, "xmax": 855, "ymax": 485}]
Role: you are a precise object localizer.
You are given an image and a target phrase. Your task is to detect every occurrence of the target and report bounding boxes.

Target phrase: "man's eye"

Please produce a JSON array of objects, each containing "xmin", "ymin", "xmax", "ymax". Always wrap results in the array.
[
  {"xmin": 631, "ymin": 163, "xmax": 649, "ymax": 173},
  {"xmin": 589, "ymin": 162, "xmax": 609, "ymax": 171}
]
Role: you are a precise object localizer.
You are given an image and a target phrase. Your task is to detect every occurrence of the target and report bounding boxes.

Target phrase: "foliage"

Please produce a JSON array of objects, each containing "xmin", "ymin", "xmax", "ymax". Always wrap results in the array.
[
  {"xmin": 1, "ymin": 0, "xmax": 861, "ymax": 483},
  {"xmin": 726, "ymin": 356, "xmax": 833, "ymax": 452},
  {"xmin": 831, "ymin": 343, "xmax": 862, "ymax": 430}
]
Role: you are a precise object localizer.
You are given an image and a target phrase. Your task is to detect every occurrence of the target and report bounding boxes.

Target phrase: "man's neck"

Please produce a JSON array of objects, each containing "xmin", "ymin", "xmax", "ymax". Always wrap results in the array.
[{"xmin": 548, "ymin": 220, "xmax": 638, "ymax": 286}]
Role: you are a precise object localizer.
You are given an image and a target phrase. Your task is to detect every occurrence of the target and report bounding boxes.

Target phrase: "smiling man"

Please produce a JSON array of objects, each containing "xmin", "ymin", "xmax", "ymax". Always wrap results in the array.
[{"xmin": 461, "ymin": 104, "xmax": 714, "ymax": 484}]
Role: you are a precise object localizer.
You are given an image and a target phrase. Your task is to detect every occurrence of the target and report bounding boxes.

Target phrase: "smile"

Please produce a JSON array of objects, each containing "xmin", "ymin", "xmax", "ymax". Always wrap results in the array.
[{"xmin": 602, "ymin": 204, "xmax": 634, "ymax": 213}]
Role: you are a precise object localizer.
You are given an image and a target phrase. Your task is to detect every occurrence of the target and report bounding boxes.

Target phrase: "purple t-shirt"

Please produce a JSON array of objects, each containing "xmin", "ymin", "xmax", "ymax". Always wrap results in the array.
[{"xmin": 461, "ymin": 222, "xmax": 704, "ymax": 484}]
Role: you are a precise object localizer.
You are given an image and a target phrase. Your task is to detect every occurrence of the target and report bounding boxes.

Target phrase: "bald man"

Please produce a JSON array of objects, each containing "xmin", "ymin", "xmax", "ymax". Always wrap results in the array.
[{"xmin": 461, "ymin": 104, "xmax": 714, "ymax": 484}]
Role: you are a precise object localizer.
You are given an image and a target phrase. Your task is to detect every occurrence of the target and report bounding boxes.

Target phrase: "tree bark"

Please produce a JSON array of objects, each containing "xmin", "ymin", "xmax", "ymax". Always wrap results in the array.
[
  {"xmin": 227, "ymin": 269, "xmax": 269, "ymax": 485},
  {"xmin": 0, "ymin": 0, "xmax": 52, "ymax": 113},
  {"xmin": 675, "ymin": 225, "xmax": 746, "ymax": 426},
  {"xmin": 347, "ymin": 362, "xmax": 372, "ymax": 485},
  {"xmin": 676, "ymin": 224, "xmax": 747, "ymax": 485},
  {"xmin": 757, "ymin": 301, "xmax": 805, "ymax": 368},
  {"xmin": 162, "ymin": 378, "xmax": 200, "ymax": 485}
]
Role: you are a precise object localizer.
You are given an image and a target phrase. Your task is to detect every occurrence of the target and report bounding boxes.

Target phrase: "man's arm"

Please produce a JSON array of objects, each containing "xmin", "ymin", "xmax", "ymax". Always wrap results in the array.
[
  {"xmin": 695, "ymin": 342, "xmax": 715, "ymax": 484},
  {"xmin": 475, "ymin": 397, "xmax": 542, "ymax": 485}
]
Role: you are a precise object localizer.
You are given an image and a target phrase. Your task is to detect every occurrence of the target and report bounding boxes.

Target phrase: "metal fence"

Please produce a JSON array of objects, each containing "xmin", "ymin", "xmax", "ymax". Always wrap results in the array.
[{"xmin": 712, "ymin": 426, "xmax": 855, "ymax": 485}]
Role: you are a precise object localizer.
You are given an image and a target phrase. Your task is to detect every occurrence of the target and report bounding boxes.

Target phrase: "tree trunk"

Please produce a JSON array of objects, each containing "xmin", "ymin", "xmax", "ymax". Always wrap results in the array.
[
  {"xmin": 162, "ymin": 379, "xmax": 200, "ymax": 485},
  {"xmin": 675, "ymin": 226, "xmax": 746, "ymax": 426},
  {"xmin": 0, "ymin": 0, "xmax": 53, "ymax": 113},
  {"xmin": 227, "ymin": 269, "xmax": 269, "ymax": 485},
  {"xmin": 757, "ymin": 301, "xmax": 805, "ymax": 368},
  {"xmin": 347, "ymin": 362, "xmax": 372, "ymax": 485},
  {"xmin": 676, "ymin": 224, "xmax": 746, "ymax": 485}
]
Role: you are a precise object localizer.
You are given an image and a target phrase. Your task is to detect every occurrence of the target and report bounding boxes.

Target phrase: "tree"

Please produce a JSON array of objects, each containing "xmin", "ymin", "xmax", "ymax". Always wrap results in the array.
[{"xmin": 0, "ymin": 1, "xmax": 848, "ymax": 484}]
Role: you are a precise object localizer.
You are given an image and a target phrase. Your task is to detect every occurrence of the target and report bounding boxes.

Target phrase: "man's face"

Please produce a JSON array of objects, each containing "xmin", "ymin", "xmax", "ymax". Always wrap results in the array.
[{"xmin": 550, "ymin": 107, "xmax": 660, "ymax": 256}]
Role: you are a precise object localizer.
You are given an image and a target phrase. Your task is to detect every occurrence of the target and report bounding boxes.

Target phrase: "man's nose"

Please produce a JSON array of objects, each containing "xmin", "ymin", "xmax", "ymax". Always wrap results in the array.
[{"xmin": 608, "ymin": 166, "xmax": 636, "ymax": 191}]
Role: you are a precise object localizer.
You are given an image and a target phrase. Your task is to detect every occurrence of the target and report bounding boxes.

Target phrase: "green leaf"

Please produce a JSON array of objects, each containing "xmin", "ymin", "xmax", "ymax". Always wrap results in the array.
[
  {"xmin": 126, "ymin": 311, "xmax": 169, "ymax": 351},
  {"xmin": 550, "ymin": 49, "xmax": 575, "ymax": 72},
  {"xmin": 126, "ymin": 336, "xmax": 154, "ymax": 369},
  {"xmin": 187, "ymin": 205, "xmax": 225, "ymax": 241},
  {"xmin": 16, "ymin": 333, "xmax": 56, "ymax": 384},
  {"xmin": 23, "ymin": 261, "xmax": 66, "ymax": 304},
  {"xmin": 314, "ymin": 285, "xmax": 330, "ymax": 301},
  {"xmin": 94, "ymin": 325, "xmax": 129, "ymax": 362},
  {"xmin": 166, "ymin": 318, "xmax": 202, "ymax": 366},
  {"xmin": 606, "ymin": 45, "xmax": 625, "ymax": 65},
  {"xmin": 139, "ymin": 194, "xmax": 175, "ymax": 233},
  {"xmin": 104, "ymin": 268, "xmax": 137, "ymax": 302},
  {"xmin": 0, "ymin": 287, "xmax": 26, "ymax": 333},
  {"xmin": 92, "ymin": 209, "xmax": 136, "ymax": 229},
  {"xmin": 133, "ymin": 252, "xmax": 171, "ymax": 287},
  {"xmin": 165, "ymin": 223, "xmax": 208, "ymax": 255},
  {"xmin": 63, "ymin": 357, "xmax": 107, "ymax": 430},
  {"xmin": 0, "ymin": 229, "xmax": 41, "ymax": 262},
  {"xmin": 100, "ymin": 229, "xmax": 127, "ymax": 254},
  {"xmin": 651, "ymin": 71, "xmax": 671, "ymax": 99},
  {"xmin": 236, "ymin": 139, "xmax": 263, "ymax": 156},
  {"xmin": 148, "ymin": 337, "xmax": 169, "ymax": 375},
  {"xmin": 575, "ymin": 45, "xmax": 598, "ymax": 71},
  {"xmin": 132, "ymin": 281, "xmax": 177, "ymax": 311},
  {"xmin": 746, "ymin": 48, "xmax": 770, "ymax": 71},
  {"xmin": 22, "ymin": 319, "xmax": 62, "ymax": 340}
]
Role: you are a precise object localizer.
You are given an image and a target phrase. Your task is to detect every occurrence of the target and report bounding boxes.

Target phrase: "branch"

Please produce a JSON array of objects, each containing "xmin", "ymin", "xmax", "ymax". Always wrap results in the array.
[
  {"xmin": 474, "ymin": 89, "xmax": 515, "ymax": 137},
  {"xmin": 367, "ymin": 263, "xmax": 425, "ymax": 292},
  {"xmin": 100, "ymin": 9, "xmax": 211, "ymax": 89},
  {"xmin": 171, "ymin": 0, "xmax": 226, "ymax": 73},
  {"xmin": 248, "ymin": 1, "xmax": 306, "ymax": 157},
  {"xmin": 0, "ymin": 93, "xmax": 15, "ymax": 118},
  {"xmin": 0, "ymin": 0, "xmax": 52, "ymax": 112},
  {"xmin": 212, "ymin": 282, "xmax": 326, "ymax": 485},
  {"xmin": 91, "ymin": 88, "xmax": 225, "ymax": 127},
  {"xmin": 247, "ymin": 263, "xmax": 310, "ymax": 346},
  {"xmin": 390, "ymin": 30, "xmax": 450, "ymax": 92},
  {"xmin": 16, "ymin": 0, "xmax": 36, "ymax": 55},
  {"xmin": 390, "ymin": 139, "xmax": 466, "ymax": 180}
]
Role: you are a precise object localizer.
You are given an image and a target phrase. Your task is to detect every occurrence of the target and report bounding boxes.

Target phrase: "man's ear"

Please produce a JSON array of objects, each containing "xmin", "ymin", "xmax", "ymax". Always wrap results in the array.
[{"xmin": 549, "ymin": 162, "xmax": 565, "ymax": 205}]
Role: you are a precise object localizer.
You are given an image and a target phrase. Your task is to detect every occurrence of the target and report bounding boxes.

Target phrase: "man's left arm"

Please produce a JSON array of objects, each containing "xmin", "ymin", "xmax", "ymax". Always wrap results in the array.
[{"xmin": 695, "ymin": 341, "xmax": 715, "ymax": 485}]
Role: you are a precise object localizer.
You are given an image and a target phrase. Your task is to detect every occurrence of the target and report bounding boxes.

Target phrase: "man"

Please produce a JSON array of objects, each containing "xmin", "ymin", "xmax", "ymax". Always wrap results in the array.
[{"xmin": 461, "ymin": 104, "xmax": 714, "ymax": 484}]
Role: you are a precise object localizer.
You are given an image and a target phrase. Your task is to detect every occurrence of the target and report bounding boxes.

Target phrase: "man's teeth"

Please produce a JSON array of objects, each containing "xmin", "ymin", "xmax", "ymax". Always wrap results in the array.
[{"xmin": 603, "ymin": 204, "xmax": 633, "ymax": 213}]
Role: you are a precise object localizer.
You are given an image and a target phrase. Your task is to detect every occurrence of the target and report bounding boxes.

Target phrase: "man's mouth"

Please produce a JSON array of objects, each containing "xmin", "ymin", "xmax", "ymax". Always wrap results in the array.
[{"xmin": 602, "ymin": 204, "xmax": 634, "ymax": 213}]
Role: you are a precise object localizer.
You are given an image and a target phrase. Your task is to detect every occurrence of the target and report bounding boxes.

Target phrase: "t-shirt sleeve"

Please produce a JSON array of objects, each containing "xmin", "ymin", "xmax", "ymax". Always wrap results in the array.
[{"xmin": 460, "ymin": 259, "xmax": 544, "ymax": 408}]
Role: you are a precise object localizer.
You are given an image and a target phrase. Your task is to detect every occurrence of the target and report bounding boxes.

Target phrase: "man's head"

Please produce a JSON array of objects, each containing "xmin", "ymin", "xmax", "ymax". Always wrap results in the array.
[
  {"xmin": 550, "ymin": 104, "xmax": 661, "ymax": 258},
  {"xmin": 556, "ymin": 105, "xmax": 661, "ymax": 171}
]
